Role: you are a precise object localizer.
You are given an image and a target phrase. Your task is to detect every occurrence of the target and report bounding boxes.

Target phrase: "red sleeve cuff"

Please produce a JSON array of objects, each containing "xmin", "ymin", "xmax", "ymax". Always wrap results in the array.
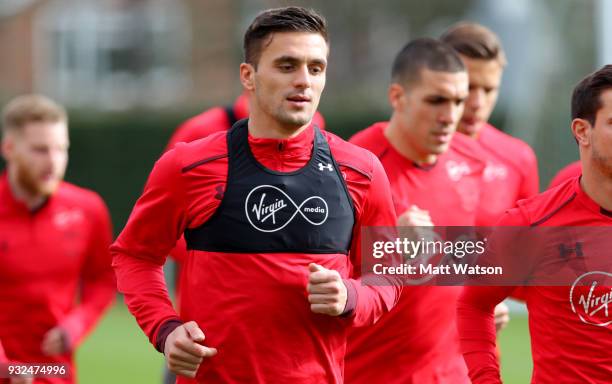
[
  {"xmin": 155, "ymin": 319, "xmax": 184, "ymax": 353},
  {"xmin": 341, "ymin": 279, "xmax": 358, "ymax": 317}
]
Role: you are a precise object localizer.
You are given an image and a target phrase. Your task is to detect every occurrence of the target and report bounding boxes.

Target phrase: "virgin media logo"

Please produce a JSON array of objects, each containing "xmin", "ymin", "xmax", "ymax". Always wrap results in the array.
[
  {"xmin": 245, "ymin": 185, "xmax": 329, "ymax": 233},
  {"xmin": 569, "ymin": 271, "xmax": 612, "ymax": 327}
]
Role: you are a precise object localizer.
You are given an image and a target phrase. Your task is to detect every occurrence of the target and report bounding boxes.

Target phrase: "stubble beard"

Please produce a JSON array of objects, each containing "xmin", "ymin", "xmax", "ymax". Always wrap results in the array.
[
  {"xmin": 15, "ymin": 162, "xmax": 58, "ymax": 199},
  {"xmin": 591, "ymin": 141, "xmax": 612, "ymax": 179}
]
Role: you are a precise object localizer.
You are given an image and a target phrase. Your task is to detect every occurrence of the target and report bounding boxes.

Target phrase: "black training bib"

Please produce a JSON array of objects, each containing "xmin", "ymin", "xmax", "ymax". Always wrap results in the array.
[{"xmin": 185, "ymin": 119, "xmax": 355, "ymax": 254}]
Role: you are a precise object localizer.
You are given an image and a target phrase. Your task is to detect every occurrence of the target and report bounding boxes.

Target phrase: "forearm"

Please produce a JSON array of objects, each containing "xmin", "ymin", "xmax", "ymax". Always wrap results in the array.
[
  {"xmin": 111, "ymin": 253, "xmax": 181, "ymax": 348},
  {"xmin": 342, "ymin": 277, "xmax": 402, "ymax": 326},
  {"xmin": 457, "ymin": 286, "xmax": 513, "ymax": 383}
]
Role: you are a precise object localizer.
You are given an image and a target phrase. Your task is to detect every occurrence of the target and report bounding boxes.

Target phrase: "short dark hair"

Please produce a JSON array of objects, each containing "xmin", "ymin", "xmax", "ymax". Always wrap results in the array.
[
  {"xmin": 2, "ymin": 94, "xmax": 67, "ymax": 137},
  {"xmin": 391, "ymin": 38, "xmax": 465, "ymax": 85},
  {"xmin": 571, "ymin": 64, "xmax": 612, "ymax": 125},
  {"xmin": 440, "ymin": 22, "xmax": 507, "ymax": 66},
  {"xmin": 243, "ymin": 6, "xmax": 328, "ymax": 67}
]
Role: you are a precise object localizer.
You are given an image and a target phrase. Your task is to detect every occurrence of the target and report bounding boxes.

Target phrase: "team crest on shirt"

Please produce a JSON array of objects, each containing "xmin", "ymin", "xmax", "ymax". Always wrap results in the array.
[
  {"xmin": 569, "ymin": 271, "xmax": 612, "ymax": 327},
  {"xmin": 53, "ymin": 208, "xmax": 84, "ymax": 228},
  {"xmin": 483, "ymin": 162, "xmax": 508, "ymax": 182},
  {"xmin": 445, "ymin": 161, "xmax": 472, "ymax": 181},
  {"xmin": 245, "ymin": 185, "xmax": 328, "ymax": 233}
]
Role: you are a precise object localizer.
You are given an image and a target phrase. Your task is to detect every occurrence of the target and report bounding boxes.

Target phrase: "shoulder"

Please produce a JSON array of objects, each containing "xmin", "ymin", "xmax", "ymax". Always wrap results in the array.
[
  {"xmin": 168, "ymin": 130, "xmax": 228, "ymax": 173},
  {"xmin": 549, "ymin": 161, "xmax": 581, "ymax": 189},
  {"xmin": 324, "ymin": 130, "xmax": 380, "ymax": 180},
  {"xmin": 55, "ymin": 182, "xmax": 109, "ymax": 215},
  {"xmin": 169, "ymin": 107, "xmax": 230, "ymax": 147},
  {"xmin": 480, "ymin": 124, "xmax": 536, "ymax": 167},
  {"xmin": 348, "ymin": 122, "xmax": 389, "ymax": 158},
  {"xmin": 513, "ymin": 178, "xmax": 577, "ymax": 226}
]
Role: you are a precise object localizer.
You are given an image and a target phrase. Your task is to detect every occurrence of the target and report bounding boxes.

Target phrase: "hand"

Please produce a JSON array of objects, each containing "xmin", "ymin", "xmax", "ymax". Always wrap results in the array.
[
  {"xmin": 41, "ymin": 327, "xmax": 69, "ymax": 356},
  {"xmin": 397, "ymin": 205, "xmax": 434, "ymax": 227},
  {"xmin": 164, "ymin": 321, "xmax": 217, "ymax": 379},
  {"xmin": 307, "ymin": 263, "xmax": 347, "ymax": 316},
  {"xmin": 494, "ymin": 302, "xmax": 510, "ymax": 333}
]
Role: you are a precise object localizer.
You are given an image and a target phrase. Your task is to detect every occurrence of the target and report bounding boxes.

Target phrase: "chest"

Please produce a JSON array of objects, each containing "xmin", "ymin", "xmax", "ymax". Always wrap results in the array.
[
  {"xmin": 385, "ymin": 157, "xmax": 481, "ymax": 225},
  {"xmin": 0, "ymin": 207, "xmax": 89, "ymax": 281}
]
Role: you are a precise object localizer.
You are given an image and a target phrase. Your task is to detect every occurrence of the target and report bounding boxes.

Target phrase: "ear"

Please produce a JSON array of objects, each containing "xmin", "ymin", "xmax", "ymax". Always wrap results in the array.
[
  {"xmin": 571, "ymin": 118, "xmax": 591, "ymax": 147},
  {"xmin": 388, "ymin": 83, "xmax": 406, "ymax": 111},
  {"xmin": 1, "ymin": 135, "xmax": 14, "ymax": 162},
  {"xmin": 240, "ymin": 63, "xmax": 256, "ymax": 91}
]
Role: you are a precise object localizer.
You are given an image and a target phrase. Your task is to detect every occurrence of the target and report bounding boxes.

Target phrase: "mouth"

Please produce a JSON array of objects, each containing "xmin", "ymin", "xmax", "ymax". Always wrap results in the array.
[
  {"xmin": 286, "ymin": 94, "xmax": 311, "ymax": 107},
  {"xmin": 40, "ymin": 171, "xmax": 57, "ymax": 183},
  {"xmin": 432, "ymin": 131, "xmax": 453, "ymax": 144},
  {"xmin": 460, "ymin": 117, "xmax": 481, "ymax": 132}
]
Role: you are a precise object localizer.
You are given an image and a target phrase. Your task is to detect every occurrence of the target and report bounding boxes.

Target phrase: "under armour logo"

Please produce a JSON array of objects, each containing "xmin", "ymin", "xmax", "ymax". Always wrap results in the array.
[
  {"xmin": 559, "ymin": 242, "xmax": 583, "ymax": 260},
  {"xmin": 318, "ymin": 162, "xmax": 333, "ymax": 172},
  {"xmin": 245, "ymin": 185, "xmax": 329, "ymax": 233}
]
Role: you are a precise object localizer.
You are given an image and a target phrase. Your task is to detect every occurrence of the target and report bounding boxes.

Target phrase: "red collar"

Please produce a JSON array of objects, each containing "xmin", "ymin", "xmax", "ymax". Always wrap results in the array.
[
  {"xmin": 0, "ymin": 172, "xmax": 52, "ymax": 214},
  {"xmin": 247, "ymin": 124, "xmax": 315, "ymax": 161},
  {"xmin": 573, "ymin": 176, "xmax": 612, "ymax": 218}
]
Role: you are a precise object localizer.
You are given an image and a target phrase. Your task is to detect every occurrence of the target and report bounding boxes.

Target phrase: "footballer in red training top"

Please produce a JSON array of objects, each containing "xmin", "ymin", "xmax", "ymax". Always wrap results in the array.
[
  {"xmin": 346, "ymin": 38, "xmax": 487, "ymax": 384},
  {"xmin": 441, "ymin": 22, "xmax": 539, "ymax": 226},
  {"xmin": 0, "ymin": 95, "xmax": 115, "ymax": 384},
  {"xmin": 458, "ymin": 65, "xmax": 612, "ymax": 383},
  {"xmin": 111, "ymin": 7, "xmax": 401, "ymax": 384},
  {"xmin": 163, "ymin": 92, "xmax": 326, "ymax": 309}
]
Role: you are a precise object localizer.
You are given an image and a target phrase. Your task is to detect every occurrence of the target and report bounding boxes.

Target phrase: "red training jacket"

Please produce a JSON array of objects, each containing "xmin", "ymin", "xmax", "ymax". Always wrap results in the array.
[
  {"xmin": 0, "ymin": 174, "xmax": 115, "ymax": 384},
  {"xmin": 111, "ymin": 124, "xmax": 401, "ymax": 383}
]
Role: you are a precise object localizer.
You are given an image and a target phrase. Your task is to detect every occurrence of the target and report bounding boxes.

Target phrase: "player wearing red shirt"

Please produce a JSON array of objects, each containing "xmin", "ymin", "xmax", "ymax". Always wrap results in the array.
[
  {"xmin": 164, "ymin": 92, "xmax": 326, "ymax": 314},
  {"xmin": 549, "ymin": 160, "xmax": 581, "ymax": 189},
  {"xmin": 111, "ymin": 7, "xmax": 401, "ymax": 383},
  {"xmin": 0, "ymin": 95, "xmax": 115, "ymax": 384},
  {"xmin": 442, "ymin": 23, "xmax": 539, "ymax": 226},
  {"xmin": 346, "ymin": 38, "xmax": 483, "ymax": 384},
  {"xmin": 458, "ymin": 65, "xmax": 612, "ymax": 383}
]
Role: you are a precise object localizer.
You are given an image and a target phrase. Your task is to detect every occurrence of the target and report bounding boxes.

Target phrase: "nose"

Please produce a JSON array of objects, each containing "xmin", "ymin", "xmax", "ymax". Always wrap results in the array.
[
  {"xmin": 467, "ymin": 88, "xmax": 484, "ymax": 111},
  {"xmin": 438, "ymin": 103, "xmax": 460, "ymax": 126},
  {"xmin": 293, "ymin": 65, "xmax": 312, "ymax": 89}
]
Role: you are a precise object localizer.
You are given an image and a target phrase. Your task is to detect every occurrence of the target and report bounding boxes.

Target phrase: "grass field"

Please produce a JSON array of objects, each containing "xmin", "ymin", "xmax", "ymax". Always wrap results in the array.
[{"xmin": 76, "ymin": 303, "xmax": 532, "ymax": 383}]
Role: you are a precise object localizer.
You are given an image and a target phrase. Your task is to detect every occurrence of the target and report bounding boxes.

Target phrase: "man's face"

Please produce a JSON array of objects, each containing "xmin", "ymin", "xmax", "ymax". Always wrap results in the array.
[
  {"xmin": 242, "ymin": 32, "xmax": 328, "ymax": 130},
  {"xmin": 458, "ymin": 56, "xmax": 503, "ymax": 138},
  {"xmin": 590, "ymin": 89, "xmax": 612, "ymax": 178},
  {"xmin": 394, "ymin": 68, "xmax": 468, "ymax": 158},
  {"xmin": 2, "ymin": 121, "xmax": 69, "ymax": 198}
]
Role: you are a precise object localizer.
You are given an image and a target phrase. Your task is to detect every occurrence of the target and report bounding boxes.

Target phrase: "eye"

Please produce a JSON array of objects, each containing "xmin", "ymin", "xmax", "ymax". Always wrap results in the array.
[
  {"xmin": 309, "ymin": 65, "xmax": 324, "ymax": 75},
  {"xmin": 427, "ymin": 97, "xmax": 447, "ymax": 105},
  {"xmin": 278, "ymin": 63, "xmax": 294, "ymax": 72}
]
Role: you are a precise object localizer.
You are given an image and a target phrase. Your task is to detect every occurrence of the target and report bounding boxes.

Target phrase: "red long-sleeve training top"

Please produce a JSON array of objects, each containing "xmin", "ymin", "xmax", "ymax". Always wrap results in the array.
[
  {"xmin": 456, "ymin": 123, "xmax": 539, "ymax": 226},
  {"xmin": 110, "ymin": 124, "xmax": 402, "ymax": 383},
  {"xmin": 458, "ymin": 176, "xmax": 612, "ymax": 383},
  {"xmin": 0, "ymin": 174, "xmax": 115, "ymax": 384},
  {"xmin": 345, "ymin": 122, "xmax": 485, "ymax": 384}
]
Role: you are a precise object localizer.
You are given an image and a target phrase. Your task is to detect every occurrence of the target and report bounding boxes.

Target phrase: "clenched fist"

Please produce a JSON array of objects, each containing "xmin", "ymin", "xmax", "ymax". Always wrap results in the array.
[
  {"xmin": 164, "ymin": 321, "xmax": 218, "ymax": 379},
  {"xmin": 307, "ymin": 263, "xmax": 348, "ymax": 316}
]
